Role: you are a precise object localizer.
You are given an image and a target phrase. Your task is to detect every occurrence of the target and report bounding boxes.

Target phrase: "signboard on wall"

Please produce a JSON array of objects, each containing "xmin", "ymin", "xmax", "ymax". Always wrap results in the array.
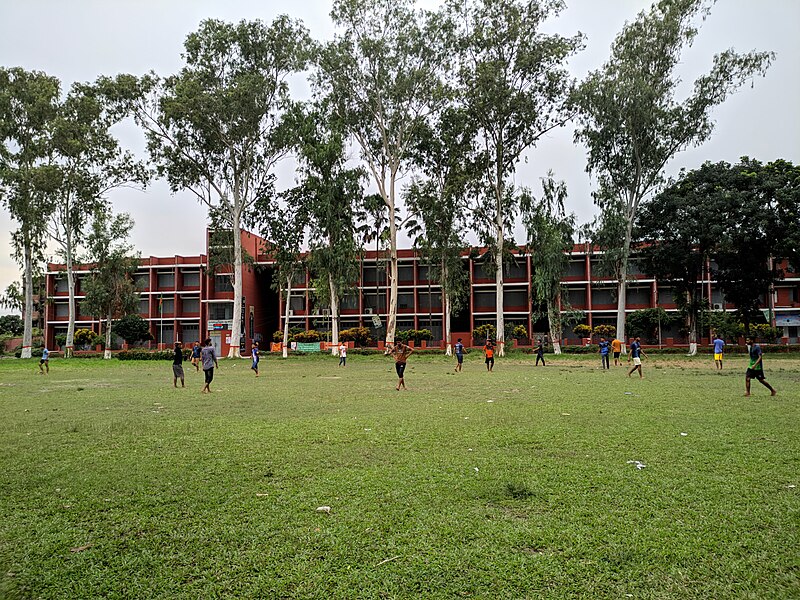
[
  {"xmin": 776, "ymin": 311, "xmax": 800, "ymax": 327},
  {"xmin": 208, "ymin": 321, "xmax": 231, "ymax": 331}
]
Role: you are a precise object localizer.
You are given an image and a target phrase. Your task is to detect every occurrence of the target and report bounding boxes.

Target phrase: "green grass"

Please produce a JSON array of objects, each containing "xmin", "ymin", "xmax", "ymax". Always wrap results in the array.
[{"xmin": 1, "ymin": 352, "xmax": 798, "ymax": 599}]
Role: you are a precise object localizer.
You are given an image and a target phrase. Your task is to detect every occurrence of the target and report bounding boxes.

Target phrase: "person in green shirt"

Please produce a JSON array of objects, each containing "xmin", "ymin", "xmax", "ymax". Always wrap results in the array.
[{"xmin": 744, "ymin": 337, "xmax": 776, "ymax": 397}]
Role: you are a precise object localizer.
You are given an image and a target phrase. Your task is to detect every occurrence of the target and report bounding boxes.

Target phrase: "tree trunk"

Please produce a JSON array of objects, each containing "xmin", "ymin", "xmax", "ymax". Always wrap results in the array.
[
  {"xmin": 386, "ymin": 173, "xmax": 398, "ymax": 344},
  {"xmin": 282, "ymin": 274, "xmax": 291, "ymax": 359},
  {"xmin": 104, "ymin": 314, "xmax": 112, "ymax": 359},
  {"xmin": 65, "ymin": 236, "xmax": 76, "ymax": 358},
  {"xmin": 687, "ymin": 291, "xmax": 698, "ymax": 356},
  {"xmin": 227, "ymin": 228, "xmax": 243, "ymax": 358},
  {"xmin": 443, "ymin": 261, "xmax": 452, "ymax": 356},
  {"xmin": 21, "ymin": 241, "xmax": 34, "ymax": 359},
  {"xmin": 495, "ymin": 221, "xmax": 505, "ymax": 357},
  {"xmin": 548, "ymin": 301, "xmax": 562, "ymax": 355},
  {"xmin": 615, "ymin": 217, "xmax": 632, "ymax": 354},
  {"xmin": 329, "ymin": 274, "xmax": 340, "ymax": 356}
]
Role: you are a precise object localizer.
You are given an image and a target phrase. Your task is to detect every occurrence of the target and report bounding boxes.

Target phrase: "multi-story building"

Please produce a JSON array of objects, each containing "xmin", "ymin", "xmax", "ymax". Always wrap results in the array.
[{"xmin": 43, "ymin": 229, "xmax": 800, "ymax": 353}]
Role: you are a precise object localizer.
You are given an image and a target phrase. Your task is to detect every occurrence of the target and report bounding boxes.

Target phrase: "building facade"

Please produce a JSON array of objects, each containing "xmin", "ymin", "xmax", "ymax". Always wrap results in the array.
[{"xmin": 43, "ymin": 229, "xmax": 800, "ymax": 352}]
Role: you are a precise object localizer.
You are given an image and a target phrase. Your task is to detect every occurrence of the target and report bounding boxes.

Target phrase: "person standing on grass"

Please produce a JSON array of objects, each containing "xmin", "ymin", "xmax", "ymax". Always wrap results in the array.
[
  {"xmin": 251, "ymin": 342, "xmax": 260, "ymax": 377},
  {"xmin": 627, "ymin": 336, "xmax": 647, "ymax": 378},
  {"xmin": 454, "ymin": 338, "xmax": 465, "ymax": 372},
  {"xmin": 744, "ymin": 336, "xmax": 776, "ymax": 396},
  {"xmin": 599, "ymin": 337, "xmax": 610, "ymax": 370},
  {"xmin": 201, "ymin": 338, "xmax": 219, "ymax": 393},
  {"xmin": 38, "ymin": 346, "xmax": 50, "ymax": 375},
  {"xmin": 191, "ymin": 341, "xmax": 201, "ymax": 372},
  {"xmin": 611, "ymin": 337, "xmax": 622, "ymax": 366},
  {"xmin": 385, "ymin": 341, "xmax": 413, "ymax": 390},
  {"xmin": 535, "ymin": 338, "xmax": 545, "ymax": 366},
  {"xmin": 338, "ymin": 342, "xmax": 347, "ymax": 367},
  {"xmin": 483, "ymin": 340, "xmax": 495, "ymax": 372},
  {"xmin": 172, "ymin": 341, "xmax": 185, "ymax": 388},
  {"xmin": 713, "ymin": 333, "xmax": 725, "ymax": 370}
]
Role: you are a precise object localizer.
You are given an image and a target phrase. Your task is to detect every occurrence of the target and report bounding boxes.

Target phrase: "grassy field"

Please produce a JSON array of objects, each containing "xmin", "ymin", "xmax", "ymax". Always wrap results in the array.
[{"xmin": 1, "ymin": 351, "xmax": 798, "ymax": 599}]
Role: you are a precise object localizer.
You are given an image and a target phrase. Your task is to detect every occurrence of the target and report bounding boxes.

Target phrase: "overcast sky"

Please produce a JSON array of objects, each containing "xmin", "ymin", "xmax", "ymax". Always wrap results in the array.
[{"xmin": 1, "ymin": 0, "xmax": 798, "ymax": 314}]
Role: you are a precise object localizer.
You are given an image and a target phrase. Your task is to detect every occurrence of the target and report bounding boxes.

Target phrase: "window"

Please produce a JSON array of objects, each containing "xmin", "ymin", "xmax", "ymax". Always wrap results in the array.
[
  {"xmin": 567, "ymin": 260, "xmax": 586, "ymax": 278},
  {"xmin": 363, "ymin": 293, "xmax": 386, "ymax": 311},
  {"xmin": 504, "ymin": 290, "xmax": 528, "ymax": 309},
  {"xmin": 158, "ymin": 325, "xmax": 174, "ymax": 345},
  {"xmin": 341, "ymin": 294, "xmax": 359, "ymax": 309},
  {"xmin": 160, "ymin": 299, "xmax": 174, "ymax": 315},
  {"xmin": 503, "ymin": 261, "xmax": 526, "ymax": 279},
  {"xmin": 289, "ymin": 295, "xmax": 306, "ymax": 311},
  {"xmin": 418, "ymin": 291, "xmax": 442, "ymax": 309},
  {"xmin": 211, "ymin": 303, "xmax": 233, "ymax": 320},
  {"xmin": 182, "ymin": 298, "xmax": 200, "ymax": 313},
  {"xmin": 139, "ymin": 298, "xmax": 149, "ymax": 315},
  {"xmin": 215, "ymin": 275, "xmax": 233, "ymax": 293},
  {"xmin": 363, "ymin": 266, "xmax": 387, "ymax": 284},
  {"xmin": 55, "ymin": 303, "xmax": 69, "ymax": 317},
  {"xmin": 133, "ymin": 273, "xmax": 149, "ymax": 290},
  {"xmin": 657, "ymin": 287, "xmax": 674, "ymax": 304},
  {"xmin": 474, "ymin": 291, "xmax": 496, "ymax": 309},
  {"xmin": 398, "ymin": 265, "xmax": 414, "ymax": 282},
  {"xmin": 182, "ymin": 272, "xmax": 200, "ymax": 287},
  {"xmin": 567, "ymin": 288, "xmax": 586, "ymax": 306},
  {"xmin": 291, "ymin": 271, "xmax": 306, "ymax": 287},
  {"xmin": 474, "ymin": 263, "xmax": 492, "ymax": 280},
  {"xmin": 55, "ymin": 277, "xmax": 69, "ymax": 293},
  {"xmin": 181, "ymin": 323, "xmax": 200, "ymax": 343},
  {"xmin": 627, "ymin": 287, "xmax": 651, "ymax": 305},
  {"xmin": 157, "ymin": 272, "xmax": 175, "ymax": 289},
  {"xmin": 397, "ymin": 293, "xmax": 414, "ymax": 309},
  {"xmin": 593, "ymin": 287, "xmax": 616, "ymax": 305}
]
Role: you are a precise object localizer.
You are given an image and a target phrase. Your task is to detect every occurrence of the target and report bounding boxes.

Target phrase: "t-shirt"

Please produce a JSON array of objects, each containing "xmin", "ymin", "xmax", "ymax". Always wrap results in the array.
[
  {"xmin": 42, "ymin": 348, "xmax": 50, "ymax": 360},
  {"xmin": 536, "ymin": 343, "xmax": 544, "ymax": 355},
  {"xmin": 173, "ymin": 347, "xmax": 183, "ymax": 365},
  {"xmin": 192, "ymin": 345, "xmax": 201, "ymax": 358},
  {"xmin": 455, "ymin": 342, "xmax": 464, "ymax": 355},
  {"xmin": 748, "ymin": 344, "xmax": 763, "ymax": 370},
  {"xmin": 392, "ymin": 347, "xmax": 412, "ymax": 363},
  {"xmin": 201, "ymin": 345, "xmax": 217, "ymax": 370},
  {"xmin": 484, "ymin": 345, "xmax": 494, "ymax": 359},
  {"xmin": 339, "ymin": 345, "xmax": 347, "ymax": 357},
  {"xmin": 599, "ymin": 341, "xmax": 610, "ymax": 355},
  {"xmin": 252, "ymin": 347, "xmax": 259, "ymax": 361},
  {"xmin": 630, "ymin": 341, "xmax": 641, "ymax": 359},
  {"xmin": 611, "ymin": 339, "xmax": 622, "ymax": 353},
  {"xmin": 713, "ymin": 338, "xmax": 725, "ymax": 354}
]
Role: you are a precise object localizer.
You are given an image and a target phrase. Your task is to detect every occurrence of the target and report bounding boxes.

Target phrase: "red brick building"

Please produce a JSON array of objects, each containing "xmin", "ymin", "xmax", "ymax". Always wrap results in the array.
[{"xmin": 43, "ymin": 229, "xmax": 800, "ymax": 352}]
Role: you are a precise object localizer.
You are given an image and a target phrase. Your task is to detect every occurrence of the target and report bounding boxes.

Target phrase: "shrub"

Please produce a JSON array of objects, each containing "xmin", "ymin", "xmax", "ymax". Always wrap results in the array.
[
  {"xmin": 114, "ymin": 314, "xmax": 154, "ymax": 345},
  {"xmin": 504, "ymin": 323, "xmax": 528, "ymax": 341},
  {"xmin": 473, "ymin": 324, "xmax": 496, "ymax": 342},
  {"xmin": 395, "ymin": 329, "xmax": 410, "ymax": 343},
  {"xmin": 0, "ymin": 314, "xmax": 23, "ymax": 336},
  {"xmin": 750, "ymin": 324, "xmax": 781, "ymax": 343},
  {"xmin": 117, "ymin": 349, "xmax": 192, "ymax": 360},
  {"xmin": 55, "ymin": 334, "xmax": 68, "ymax": 348},
  {"xmin": 293, "ymin": 330, "xmax": 321, "ymax": 343},
  {"xmin": 339, "ymin": 327, "xmax": 372, "ymax": 347},
  {"xmin": 273, "ymin": 326, "xmax": 305, "ymax": 343},
  {"xmin": 407, "ymin": 329, "xmax": 433, "ymax": 343},
  {"xmin": 592, "ymin": 324, "xmax": 616, "ymax": 338},
  {"xmin": 573, "ymin": 324, "xmax": 592, "ymax": 338}
]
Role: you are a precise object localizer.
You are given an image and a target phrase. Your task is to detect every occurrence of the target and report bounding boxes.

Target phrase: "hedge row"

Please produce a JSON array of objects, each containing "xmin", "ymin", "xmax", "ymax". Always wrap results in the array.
[{"xmin": 117, "ymin": 349, "xmax": 192, "ymax": 361}]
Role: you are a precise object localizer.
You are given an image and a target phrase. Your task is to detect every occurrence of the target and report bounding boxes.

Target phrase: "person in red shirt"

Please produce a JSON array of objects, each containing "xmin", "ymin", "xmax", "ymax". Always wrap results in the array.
[{"xmin": 483, "ymin": 341, "xmax": 495, "ymax": 372}]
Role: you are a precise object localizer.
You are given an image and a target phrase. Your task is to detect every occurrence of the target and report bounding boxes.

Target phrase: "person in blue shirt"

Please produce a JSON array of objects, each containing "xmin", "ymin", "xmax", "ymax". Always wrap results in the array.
[
  {"xmin": 251, "ymin": 342, "xmax": 260, "ymax": 377},
  {"xmin": 744, "ymin": 336, "xmax": 776, "ymax": 396},
  {"xmin": 598, "ymin": 337, "xmax": 610, "ymax": 370},
  {"xmin": 454, "ymin": 338, "xmax": 465, "ymax": 372},
  {"xmin": 712, "ymin": 333, "xmax": 725, "ymax": 370},
  {"xmin": 627, "ymin": 336, "xmax": 647, "ymax": 378},
  {"xmin": 39, "ymin": 347, "xmax": 50, "ymax": 374}
]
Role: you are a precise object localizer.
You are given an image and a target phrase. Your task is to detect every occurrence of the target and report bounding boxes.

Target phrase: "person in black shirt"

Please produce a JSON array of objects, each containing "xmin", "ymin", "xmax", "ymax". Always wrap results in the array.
[{"xmin": 172, "ymin": 341, "xmax": 185, "ymax": 388}]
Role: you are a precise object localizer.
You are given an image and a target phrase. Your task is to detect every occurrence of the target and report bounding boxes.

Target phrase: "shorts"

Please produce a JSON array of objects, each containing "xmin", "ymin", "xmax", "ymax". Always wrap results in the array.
[
  {"xmin": 192, "ymin": 356, "xmax": 199, "ymax": 365},
  {"xmin": 746, "ymin": 368, "xmax": 764, "ymax": 380},
  {"xmin": 632, "ymin": 357, "xmax": 642, "ymax": 366},
  {"xmin": 172, "ymin": 364, "xmax": 184, "ymax": 378},
  {"xmin": 714, "ymin": 353, "xmax": 723, "ymax": 361},
  {"xmin": 39, "ymin": 358, "xmax": 47, "ymax": 365},
  {"xmin": 456, "ymin": 354, "xmax": 463, "ymax": 364},
  {"xmin": 613, "ymin": 352, "xmax": 620, "ymax": 359},
  {"xmin": 204, "ymin": 368, "xmax": 214, "ymax": 384},
  {"xmin": 395, "ymin": 362, "xmax": 406, "ymax": 378},
  {"xmin": 485, "ymin": 357, "xmax": 494, "ymax": 366}
]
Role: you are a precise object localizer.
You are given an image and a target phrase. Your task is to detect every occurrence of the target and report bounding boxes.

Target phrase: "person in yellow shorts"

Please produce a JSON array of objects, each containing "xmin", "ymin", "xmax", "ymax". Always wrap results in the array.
[{"xmin": 712, "ymin": 333, "xmax": 725, "ymax": 370}]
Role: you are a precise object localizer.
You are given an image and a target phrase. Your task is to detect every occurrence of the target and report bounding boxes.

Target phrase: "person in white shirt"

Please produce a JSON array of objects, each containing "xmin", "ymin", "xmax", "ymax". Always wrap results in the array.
[{"xmin": 338, "ymin": 343, "xmax": 347, "ymax": 367}]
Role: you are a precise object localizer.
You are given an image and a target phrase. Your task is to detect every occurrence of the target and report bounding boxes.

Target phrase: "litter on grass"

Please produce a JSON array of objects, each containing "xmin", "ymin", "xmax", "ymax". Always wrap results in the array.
[
  {"xmin": 316, "ymin": 506, "xmax": 331, "ymax": 514},
  {"xmin": 680, "ymin": 432, "xmax": 688, "ymax": 436},
  {"xmin": 626, "ymin": 460, "xmax": 647, "ymax": 470}
]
